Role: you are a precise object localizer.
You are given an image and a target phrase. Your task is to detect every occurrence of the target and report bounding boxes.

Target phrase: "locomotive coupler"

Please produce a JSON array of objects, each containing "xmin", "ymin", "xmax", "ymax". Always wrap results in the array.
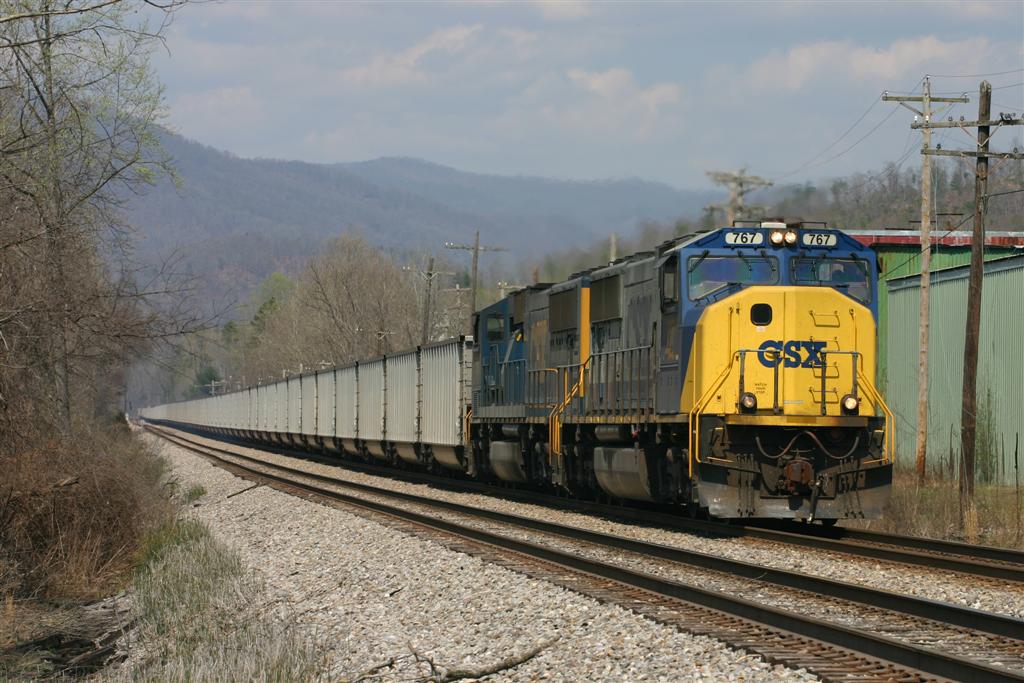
[{"xmin": 779, "ymin": 458, "xmax": 814, "ymax": 495}]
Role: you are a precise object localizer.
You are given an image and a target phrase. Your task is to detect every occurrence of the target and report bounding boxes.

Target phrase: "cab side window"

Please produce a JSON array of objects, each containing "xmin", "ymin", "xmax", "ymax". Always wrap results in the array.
[
  {"xmin": 486, "ymin": 314, "xmax": 505, "ymax": 342},
  {"xmin": 660, "ymin": 255, "xmax": 678, "ymax": 307}
]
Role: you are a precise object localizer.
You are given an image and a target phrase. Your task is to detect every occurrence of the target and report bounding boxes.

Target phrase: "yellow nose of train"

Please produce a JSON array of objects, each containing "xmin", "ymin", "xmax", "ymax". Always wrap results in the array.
[
  {"xmin": 684, "ymin": 285, "xmax": 879, "ymax": 420},
  {"xmin": 684, "ymin": 285, "xmax": 893, "ymax": 520}
]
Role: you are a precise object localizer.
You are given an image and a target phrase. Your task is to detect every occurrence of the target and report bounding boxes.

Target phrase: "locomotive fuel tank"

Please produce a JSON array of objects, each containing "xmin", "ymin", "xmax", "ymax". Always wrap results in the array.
[{"xmin": 593, "ymin": 446, "xmax": 655, "ymax": 501}]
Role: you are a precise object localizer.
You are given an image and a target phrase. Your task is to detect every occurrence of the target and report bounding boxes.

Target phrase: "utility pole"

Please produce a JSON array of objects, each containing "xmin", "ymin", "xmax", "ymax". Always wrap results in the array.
[
  {"xmin": 204, "ymin": 379, "xmax": 225, "ymax": 396},
  {"xmin": 964, "ymin": 82, "xmax": 990, "ymax": 508},
  {"xmin": 497, "ymin": 281, "xmax": 527, "ymax": 298},
  {"xmin": 374, "ymin": 329, "xmax": 394, "ymax": 356},
  {"xmin": 705, "ymin": 168, "xmax": 772, "ymax": 225},
  {"xmin": 884, "ymin": 79, "xmax": 969, "ymax": 484},
  {"xmin": 441, "ymin": 284, "xmax": 471, "ymax": 336},
  {"xmin": 914, "ymin": 81, "xmax": 1022, "ymax": 507},
  {"xmin": 444, "ymin": 230, "xmax": 507, "ymax": 333},
  {"xmin": 404, "ymin": 257, "xmax": 454, "ymax": 346}
]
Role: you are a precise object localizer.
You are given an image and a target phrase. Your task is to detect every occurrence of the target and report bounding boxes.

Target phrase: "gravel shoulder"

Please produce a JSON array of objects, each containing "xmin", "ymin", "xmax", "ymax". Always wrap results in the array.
[
  {"xmin": 146, "ymin": 433, "xmax": 817, "ymax": 682},
  {"xmin": 168, "ymin": 429, "xmax": 1024, "ymax": 620}
]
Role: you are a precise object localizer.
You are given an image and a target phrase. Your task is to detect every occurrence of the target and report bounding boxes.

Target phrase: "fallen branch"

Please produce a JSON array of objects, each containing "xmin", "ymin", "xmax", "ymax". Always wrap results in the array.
[
  {"xmin": 348, "ymin": 656, "xmax": 397, "ymax": 682},
  {"xmin": 411, "ymin": 637, "xmax": 560, "ymax": 683}
]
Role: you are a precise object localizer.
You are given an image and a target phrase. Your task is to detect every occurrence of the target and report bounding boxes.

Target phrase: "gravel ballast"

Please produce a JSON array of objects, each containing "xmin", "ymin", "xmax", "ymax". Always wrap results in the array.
[
  {"xmin": 168, "ymin": 429, "xmax": 1024, "ymax": 620},
  {"xmin": 147, "ymin": 433, "xmax": 818, "ymax": 682}
]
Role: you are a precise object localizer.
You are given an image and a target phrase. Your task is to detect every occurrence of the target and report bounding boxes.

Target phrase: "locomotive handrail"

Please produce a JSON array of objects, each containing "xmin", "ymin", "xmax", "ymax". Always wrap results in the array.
[
  {"xmin": 548, "ymin": 345, "xmax": 655, "ymax": 421},
  {"xmin": 690, "ymin": 348, "xmax": 895, "ymax": 476},
  {"xmin": 688, "ymin": 350, "xmax": 743, "ymax": 477},
  {"xmin": 856, "ymin": 369, "xmax": 894, "ymax": 465}
]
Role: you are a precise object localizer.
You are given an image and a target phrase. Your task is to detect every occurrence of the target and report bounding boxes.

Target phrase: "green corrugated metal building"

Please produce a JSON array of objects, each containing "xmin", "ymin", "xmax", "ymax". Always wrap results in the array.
[
  {"xmin": 884, "ymin": 254, "xmax": 1024, "ymax": 483},
  {"xmin": 847, "ymin": 230, "xmax": 1023, "ymax": 392}
]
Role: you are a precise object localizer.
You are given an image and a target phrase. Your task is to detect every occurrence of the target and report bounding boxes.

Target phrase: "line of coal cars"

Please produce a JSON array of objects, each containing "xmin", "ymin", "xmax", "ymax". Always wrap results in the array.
[{"xmin": 142, "ymin": 338, "xmax": 474, "ymax": 471}]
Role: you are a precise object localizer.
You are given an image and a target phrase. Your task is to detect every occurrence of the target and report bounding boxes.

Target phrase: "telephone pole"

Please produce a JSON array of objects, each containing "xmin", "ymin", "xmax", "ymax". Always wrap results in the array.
[
  {"xmin": 404, "ymin": 258, "xmax": 454, "ymax": 346},
  {"xmin": 497, "ymin": 281, "xmax": 526, "ymax": 298},
  {"xmin": 914, "ymin": 80, "xmax": 1023, "ymax": 506},
  {"xmin": 884, "ymin": 78, "xmax": 969, "ymax": 483},
  {"xmin": 705, "ymin": 168, "xmax": 772, "ymax": 225},
  {"xmin": 445, "ymin": 230, "xmax": 507, "ymax": 333}
]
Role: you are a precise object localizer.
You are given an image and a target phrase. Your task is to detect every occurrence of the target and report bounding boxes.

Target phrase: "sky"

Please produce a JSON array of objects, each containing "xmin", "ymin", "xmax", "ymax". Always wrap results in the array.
[{"xmin": 152, "ymin": 0, "xmax": 1024, "ymax": 189}]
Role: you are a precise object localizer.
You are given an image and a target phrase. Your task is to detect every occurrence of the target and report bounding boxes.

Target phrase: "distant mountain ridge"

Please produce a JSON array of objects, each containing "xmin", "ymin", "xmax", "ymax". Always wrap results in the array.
[{"xmin": 125, "ymin": 131, "xmax": 714, "ymax": 308}]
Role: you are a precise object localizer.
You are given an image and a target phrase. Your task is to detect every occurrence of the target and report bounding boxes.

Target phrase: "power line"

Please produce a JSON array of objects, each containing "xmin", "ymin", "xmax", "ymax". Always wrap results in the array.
[
  {"xmin": 768, "ymin": 78, "xmax": 927, "ymax": 181},
  {"xmin": 790, "ymin": 106, "xmax": 901, "ymax": 175},
  {"xmin": 770, "ymin": 97, "xmax": 882, "ymax": 179},
  {"xmin": 992, "ymin": 101, "xmax": 1024, "ymax": 112},
  {"xmin": 932, "ymin": 82, "xmax": 1022, "ymax": 96},
  {"xmin": 881, "ymin": 212, "xmax": 972, "ymax": 279},
  {"xmin": 929, "ymin": 68, "xmax": 1024, "ymax": 78},
  {"xmin": 817, "ymin": 127, "xmax": 918, "ymax": 196},
  {"xmin": 986, "ymin": 187, "xmax": 1024, "ymax": 198},
  {"xmin": 878, "ymin": 181, "xmax": 1023, "ymax": 281}
]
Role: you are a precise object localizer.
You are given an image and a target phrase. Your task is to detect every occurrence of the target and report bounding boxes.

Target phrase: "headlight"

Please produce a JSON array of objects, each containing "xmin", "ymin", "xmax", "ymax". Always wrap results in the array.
[
  {"xmin": 841, "ymin": 394, "xmax": 859, "ymax": 414},
  {"xmin": 769, "ymin": 230, "xmax": 784, "ymax": 246},
  {"xmin": 740, "ymin": 392, "xmax": 757, "ymax": 412},
  {"xmin": 784, "ymin": 230, "xmax": 798, "ymax": 245}
]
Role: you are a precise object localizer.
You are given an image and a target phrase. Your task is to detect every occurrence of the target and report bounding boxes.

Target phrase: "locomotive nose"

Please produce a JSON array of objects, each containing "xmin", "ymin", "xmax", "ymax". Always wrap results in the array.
[{"xmin": 727, "ymin": 286, "xmax": 875, "ymax": 419}]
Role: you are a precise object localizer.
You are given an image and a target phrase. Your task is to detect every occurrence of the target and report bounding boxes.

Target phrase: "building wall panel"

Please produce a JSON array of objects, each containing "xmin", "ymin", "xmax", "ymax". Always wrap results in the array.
[{"xmin": 887, "ymin": 256, "xmax": 1024, "ymax": 483}]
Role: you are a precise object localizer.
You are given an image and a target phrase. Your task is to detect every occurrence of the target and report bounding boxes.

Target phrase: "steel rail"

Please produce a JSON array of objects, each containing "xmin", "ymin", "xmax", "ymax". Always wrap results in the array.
[
  {"xmin": 148, "ymin": 425, "xmax": 1024, "ymax": 683},
  {"xmin": 750, "ymin": 519, "xmax": 1024, "ymax": 566},
  {"xmin": 151, "ymin": 426, "xmax": 1024, "ymax": 641},
  {"xmin": 150, "ymin": 422, "xmax": 1024, "ymax": 583}
]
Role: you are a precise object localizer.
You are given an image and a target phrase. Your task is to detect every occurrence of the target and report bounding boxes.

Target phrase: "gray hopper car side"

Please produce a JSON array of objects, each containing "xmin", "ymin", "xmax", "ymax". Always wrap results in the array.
[{"xmin": 140, "ymin": 338, "xmax": 474, "ymax": 472}]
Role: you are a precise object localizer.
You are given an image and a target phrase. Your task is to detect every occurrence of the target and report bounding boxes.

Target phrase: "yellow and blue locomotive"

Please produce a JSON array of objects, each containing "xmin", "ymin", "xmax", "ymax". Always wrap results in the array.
[{"xmin": 471, "ymin": 221, "xmax": 893, "ymax": 521}]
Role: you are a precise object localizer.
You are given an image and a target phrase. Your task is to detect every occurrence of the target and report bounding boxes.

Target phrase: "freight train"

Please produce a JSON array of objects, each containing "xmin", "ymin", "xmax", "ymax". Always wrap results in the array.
[{"xmin": 141, "ymin": 221, "xmax": 894, "ymax": 522}]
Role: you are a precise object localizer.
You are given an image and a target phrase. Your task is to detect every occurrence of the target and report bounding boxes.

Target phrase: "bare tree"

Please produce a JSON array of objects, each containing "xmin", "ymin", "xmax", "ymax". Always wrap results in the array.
[
  {"xmin": 234, "ymin": 235, "xmax": 433, "ymax": 382},
  {"xmin": 0, "ymin": 0, "xmax": 205, "ymax": 438}
]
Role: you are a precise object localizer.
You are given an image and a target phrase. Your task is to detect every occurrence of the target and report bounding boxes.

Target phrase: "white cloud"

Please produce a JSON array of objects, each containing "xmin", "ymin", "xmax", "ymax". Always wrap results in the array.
[
  {"xmin": 170, "ymin": 86, "xmax": 265, "ymax": 134},
  {"xmin": 941, "ymin": 1, "xmax": 1012, "ymax": 19},
  {"xmin": 339, "ymin": 24, "xmax": 484, "ymax": 86},
  {"xmin": 533, "ymin": 0, "xmax": 590, "ymax": 20},
  {"xmin": 737, "ymin": 36, "xmax": 994, "ymax": 91},
  {"xmin": 504, "ymin": 67, "xmax": 683, "ymax": 141}
]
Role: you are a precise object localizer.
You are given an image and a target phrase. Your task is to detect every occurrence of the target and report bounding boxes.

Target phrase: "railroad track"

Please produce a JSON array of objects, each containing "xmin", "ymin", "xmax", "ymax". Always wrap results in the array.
[
  {"xmin": 165, "ymin": 424, "xmax": 1024, "ymax": 584},
  {"xmin": 148, "ymin": 424, "xmax": 1024, "ymax": 683}
]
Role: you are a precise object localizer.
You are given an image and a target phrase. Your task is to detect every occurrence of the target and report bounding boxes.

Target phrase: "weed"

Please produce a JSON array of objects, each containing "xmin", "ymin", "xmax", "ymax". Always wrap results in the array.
[
  {"xmin": 852, "ymin": 468, "xmax": 1024, "ymax": 548},
  {"xmin": 116, "ymin": 519, "xmax": 325, "ymax": 682},
  {"xmin": 182, "ymin": 484, "xmax": 206, "ymax": 504}
]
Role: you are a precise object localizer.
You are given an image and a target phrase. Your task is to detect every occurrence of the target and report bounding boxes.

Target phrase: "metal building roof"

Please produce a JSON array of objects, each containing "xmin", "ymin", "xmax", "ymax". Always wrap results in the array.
[{"xmin": 846, "ymin": 229, "xmax": 1024, "ymax": 248}]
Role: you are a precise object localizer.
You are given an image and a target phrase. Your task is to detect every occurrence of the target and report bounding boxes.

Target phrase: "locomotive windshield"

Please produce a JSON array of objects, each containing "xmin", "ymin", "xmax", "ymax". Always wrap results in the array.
[
  {"xmin": 792, "ymin": 257, "xmax": 871, "ymax": 304},
  {"xmin": 687, "ymin": 255, "xmax": 778, "ymax": 300}
]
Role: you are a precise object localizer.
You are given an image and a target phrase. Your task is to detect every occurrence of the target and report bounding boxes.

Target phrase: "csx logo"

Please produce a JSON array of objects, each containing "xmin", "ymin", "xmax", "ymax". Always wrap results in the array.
[{"xmin": 757, "ymin": 340, "xmax": 827, "ymax": 368}]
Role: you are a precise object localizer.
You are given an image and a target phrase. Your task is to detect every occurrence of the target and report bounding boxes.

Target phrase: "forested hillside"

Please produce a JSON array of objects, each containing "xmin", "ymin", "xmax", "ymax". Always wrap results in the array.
[
  {"xmin": 125, "ymin": 132, "xmax": 715, "ymax": 308},
  {"xmin": 525, "ymin": 159, "xmax": 1023, "ymax": 283},
  {"xmin": 766, "ymin": 160, "xmax": 1023, "ymax": 232}
]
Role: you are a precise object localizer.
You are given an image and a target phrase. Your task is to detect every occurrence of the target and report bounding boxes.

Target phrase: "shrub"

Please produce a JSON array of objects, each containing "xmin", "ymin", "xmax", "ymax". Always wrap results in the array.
[{"xmin": 0, "ymin": 424, "xmax": 173, "ymax": 600}]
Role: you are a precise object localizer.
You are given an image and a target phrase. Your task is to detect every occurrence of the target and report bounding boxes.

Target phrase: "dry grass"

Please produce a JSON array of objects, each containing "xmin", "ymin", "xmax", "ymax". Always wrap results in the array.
[
  {"xmin": 0, "ymin": 421, "xmax": 173, "ymax": 601},
  {"xmin": 850, "ymin": 469, "xmax": 1024, "ymax": 549},
  {"xmin": 115, "ymin": 519, "xmax": 326, "ymax": 682}
]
